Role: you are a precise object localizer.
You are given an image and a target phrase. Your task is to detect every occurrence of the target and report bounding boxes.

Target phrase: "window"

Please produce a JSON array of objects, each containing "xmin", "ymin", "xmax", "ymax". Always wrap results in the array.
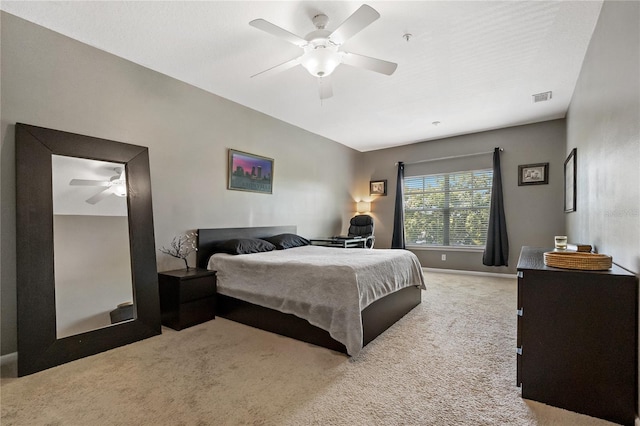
[{"xmin": 404, "ymin": 169, "xmax": 493, "ymax": 247}]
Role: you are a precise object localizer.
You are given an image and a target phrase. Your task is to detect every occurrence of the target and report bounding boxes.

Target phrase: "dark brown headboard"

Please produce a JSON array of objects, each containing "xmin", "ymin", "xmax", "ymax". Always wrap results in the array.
[{"xmin": 196, "ymin": 225, "xmax": 296, "ymax": 269}]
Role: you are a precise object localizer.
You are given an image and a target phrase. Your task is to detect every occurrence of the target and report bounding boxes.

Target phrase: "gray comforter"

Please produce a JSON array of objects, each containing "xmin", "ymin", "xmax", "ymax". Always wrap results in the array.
[{"xmin": 207, "ymin": 245, "xmax": 425, "ymax": 356}]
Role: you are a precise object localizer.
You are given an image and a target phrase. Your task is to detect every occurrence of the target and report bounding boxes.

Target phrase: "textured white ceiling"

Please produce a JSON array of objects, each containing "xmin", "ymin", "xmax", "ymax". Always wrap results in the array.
[{"xmin": 1, "ymin": 1, "xmax": 603, "ymax": 152}]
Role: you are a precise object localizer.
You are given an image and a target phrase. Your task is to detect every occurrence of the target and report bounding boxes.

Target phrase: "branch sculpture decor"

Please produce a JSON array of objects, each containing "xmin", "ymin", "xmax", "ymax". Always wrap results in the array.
[{"xmin": 159, "ymin": 232, "xmax": 196, "ymax": 270}]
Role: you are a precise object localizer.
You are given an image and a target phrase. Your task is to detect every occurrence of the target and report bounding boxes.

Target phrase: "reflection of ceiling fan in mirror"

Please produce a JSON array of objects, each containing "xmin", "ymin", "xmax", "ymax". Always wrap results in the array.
[
  {"xmin": 69, "ymin": 167, "xmax": 126, "ymax": 204},
  {"xmin": 250, "ymin": 4, "xmax": 397, "ymax": 99}
]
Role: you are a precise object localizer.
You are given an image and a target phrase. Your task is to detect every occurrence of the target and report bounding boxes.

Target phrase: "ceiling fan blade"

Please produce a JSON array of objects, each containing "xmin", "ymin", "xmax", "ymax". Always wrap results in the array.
[
  {"xmin": 342, "ymin": 52, "xmax": 398, "ymax": 75},
  {"xmin": 69, "ymin": 179, "xmax": 110, "ymax": 187},
  {"xmin": 329, "ymin": 5, "xmax": 380, "ymax": 45},
  {"xmin": 86, "ymin": 187, "xmax": 115, "ymax": 205},
  {"xmin": 251, "ymin": 55, "xmax": 302, "ymax": 78},
  {"xmin": 318, "ymin": 76, "xmax": 333, "ymax": 100},
  {"xmin": 249, "ymin": 19, "xmax": 307, "ymax": 47}
]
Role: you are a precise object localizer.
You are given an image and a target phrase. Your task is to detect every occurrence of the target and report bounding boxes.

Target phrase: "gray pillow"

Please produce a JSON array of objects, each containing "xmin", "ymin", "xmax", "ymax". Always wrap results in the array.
[
  {"xmin": 216, "ymin": 238, "xmax": 276, "ymax": 255},
  {"xmin": 261, "ymin": 233, "xmax": 310, "ymax": 250}
]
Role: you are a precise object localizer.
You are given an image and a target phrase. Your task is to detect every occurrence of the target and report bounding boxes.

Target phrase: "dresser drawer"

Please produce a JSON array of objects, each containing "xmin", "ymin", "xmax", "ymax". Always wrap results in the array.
[{"xmin": 180, "ymin": 275, "xmax": 216, "ymax": 303}]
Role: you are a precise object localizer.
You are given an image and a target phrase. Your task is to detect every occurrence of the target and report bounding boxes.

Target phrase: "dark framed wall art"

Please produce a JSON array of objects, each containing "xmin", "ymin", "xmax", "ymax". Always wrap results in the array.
[
  {"xmin": 564, "ymin": 148, "xmax": 577, "ymax": 212},
  {"xmin": 228, "ymin": 149, "xmax": 274, "ymax": 194},
  {"xmin": 518, "ymin": 162, "xmax": 549, "ymax": 186},
  {"xmin": 370, "ymin": 179, "xmax": 387, "ymax": 196}
]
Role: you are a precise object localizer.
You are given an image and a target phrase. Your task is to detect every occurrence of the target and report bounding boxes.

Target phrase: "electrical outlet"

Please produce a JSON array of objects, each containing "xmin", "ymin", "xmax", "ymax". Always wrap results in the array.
[{"xmin": 441, "ymin": 254, "xmax": 446, "ymax": 261}]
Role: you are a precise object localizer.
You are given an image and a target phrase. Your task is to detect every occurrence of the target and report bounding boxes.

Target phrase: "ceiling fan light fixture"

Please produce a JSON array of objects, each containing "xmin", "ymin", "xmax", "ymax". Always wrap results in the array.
[
  {"xmin": 113, "ymin": 183, "xmax": 127, "ymax": 197},
  {"xmin": 300, "ymin": 47, "xmax": 342, "ymax": 77},
  {"xmin": 110, "ymin": 172, "xmax": 127, "ymax": 197},
  {"xmin": 251, "ymin": 4, "xmax": 395, "ymax": 98}
]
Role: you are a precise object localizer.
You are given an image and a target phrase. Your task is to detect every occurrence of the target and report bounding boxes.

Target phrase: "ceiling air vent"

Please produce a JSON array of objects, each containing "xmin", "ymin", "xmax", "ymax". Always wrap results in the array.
[{"xmin": 532, "ymin": 91, "xmax": 552, "ymax": 103}]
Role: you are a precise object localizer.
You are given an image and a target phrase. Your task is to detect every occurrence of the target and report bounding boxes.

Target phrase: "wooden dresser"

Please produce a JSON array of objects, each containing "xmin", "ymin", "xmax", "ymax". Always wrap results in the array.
[{"xmin": 516, "ymin": 246, "xmax": 638, "ymax": 425}]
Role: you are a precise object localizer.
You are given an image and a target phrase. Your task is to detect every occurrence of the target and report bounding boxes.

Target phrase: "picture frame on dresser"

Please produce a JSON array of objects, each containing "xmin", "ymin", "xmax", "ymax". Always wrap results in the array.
[{"xmin": 564, "ymin": 148, "xmax": 577, "ymax": 212}]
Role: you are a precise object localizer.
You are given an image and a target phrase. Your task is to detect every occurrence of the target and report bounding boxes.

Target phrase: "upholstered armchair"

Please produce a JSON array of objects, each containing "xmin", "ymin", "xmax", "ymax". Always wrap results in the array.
[{"xmin": 348, "ymin": 214, "xmax": 375, "ymax": 248}]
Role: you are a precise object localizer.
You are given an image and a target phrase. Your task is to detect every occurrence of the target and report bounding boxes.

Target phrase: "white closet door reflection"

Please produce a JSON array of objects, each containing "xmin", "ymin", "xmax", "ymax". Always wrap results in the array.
[{"xmin": 52, "ymin": 155, "xmax": 134, "ymax": 339}]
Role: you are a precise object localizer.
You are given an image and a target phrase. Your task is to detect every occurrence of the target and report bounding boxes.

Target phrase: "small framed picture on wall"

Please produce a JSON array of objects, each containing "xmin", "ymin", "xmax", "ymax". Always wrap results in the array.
[
  {"xmin": 518, "ymin": 163, "xmax": 549, "ymax": 186},
  {"xmin": 370, "ymin": 179, "xmax": 387, "ymax": 196}
]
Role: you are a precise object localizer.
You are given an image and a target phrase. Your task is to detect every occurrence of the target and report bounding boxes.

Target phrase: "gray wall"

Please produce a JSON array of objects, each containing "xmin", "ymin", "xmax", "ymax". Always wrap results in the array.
[
  {"xmin": 54, "ymin": 215, "xmax": 132, "ymax": 338},
  {"xmin": 361, "ymin": 120, "xmax": 567, "ymax": 274},
  {"xmin": 565, "ymin": 0, "xmax": 640, "ymax": 409},
  {"xmin": 566, "ymin": 0, "xmax": 639, "ymax": 274},
  {"xmin": 0, "ymin": 13, "xmax": 360, "ymax": 355}
]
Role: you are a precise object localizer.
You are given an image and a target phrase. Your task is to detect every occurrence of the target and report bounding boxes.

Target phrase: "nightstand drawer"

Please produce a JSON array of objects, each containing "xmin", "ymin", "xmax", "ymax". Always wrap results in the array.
[
  {"xmin": 158, "ymin": 268, "xmax": 217, "ymax": 331},
  {"xmin": 180, "ymin": 276, "xmax": 216, "ymax": 303},
  {"xmin": 177, "ymin": 297, "xmax": 216, "ymax": 329}
]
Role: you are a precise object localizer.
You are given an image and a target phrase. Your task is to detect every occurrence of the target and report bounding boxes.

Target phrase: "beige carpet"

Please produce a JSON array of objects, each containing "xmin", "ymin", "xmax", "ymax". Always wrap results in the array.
[{"xmin": 1, "ymin": 272, "xmax": 618, "ymax": 425}]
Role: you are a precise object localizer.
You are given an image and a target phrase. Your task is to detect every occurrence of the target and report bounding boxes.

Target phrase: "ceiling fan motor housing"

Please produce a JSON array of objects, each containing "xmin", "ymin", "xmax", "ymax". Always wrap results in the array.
[
  {"xmin": 312, "ymin": 14, "xmax": 329, "ymax": 30},
  {"xmin": 301, "ymin": 29, "xmax": 342, "ymax": 77}
]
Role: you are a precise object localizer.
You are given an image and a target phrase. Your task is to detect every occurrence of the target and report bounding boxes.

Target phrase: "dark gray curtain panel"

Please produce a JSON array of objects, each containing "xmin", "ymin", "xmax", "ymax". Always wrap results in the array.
[
  {"xmin": 391, "ymin": 162, "xmax": 406, "ymax": 249},
  {"xmin": 483, "ymin": 148, "xmax": 509, "ymax": 266}
]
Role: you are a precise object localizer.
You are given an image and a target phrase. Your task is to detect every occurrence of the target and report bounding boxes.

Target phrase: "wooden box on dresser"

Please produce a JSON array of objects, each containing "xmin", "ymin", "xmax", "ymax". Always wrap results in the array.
[
  {"xmin": 158, "ymin": 268, "xmax": 216, "ymax": 330},
  {"xmin": 516, "ymin": 246, "xmax": 638, "ymax": 425}
]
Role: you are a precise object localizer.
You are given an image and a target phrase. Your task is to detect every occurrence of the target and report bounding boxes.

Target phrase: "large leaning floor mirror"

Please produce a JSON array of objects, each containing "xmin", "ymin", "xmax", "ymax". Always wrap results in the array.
[{"xmin": 16, "ymin": 123, "xmax": 161, "ymax": 376}]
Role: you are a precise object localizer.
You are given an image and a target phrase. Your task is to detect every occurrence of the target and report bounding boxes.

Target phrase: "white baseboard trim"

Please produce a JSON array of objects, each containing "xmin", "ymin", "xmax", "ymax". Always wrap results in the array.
[
  {"xmin": 423, "ymin": 267, "xmax": 516, "ymax": 279},
  {"xmin": 1, "ymin": 352, "xmax": 17, "ymax": 367}
]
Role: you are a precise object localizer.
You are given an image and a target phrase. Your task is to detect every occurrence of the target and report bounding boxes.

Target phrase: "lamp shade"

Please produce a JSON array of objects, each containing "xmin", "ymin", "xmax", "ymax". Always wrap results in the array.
[{"xmin": 356, "ymin": 201, "xmax": 371, "ymax": 213}]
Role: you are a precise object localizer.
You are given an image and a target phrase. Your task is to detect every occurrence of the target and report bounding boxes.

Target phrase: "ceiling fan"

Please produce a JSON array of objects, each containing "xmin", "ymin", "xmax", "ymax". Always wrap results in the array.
[
  {"xmin": 69, "ymin": 167, "xmax": 127, "ymax": 205},
  {"xmin": 250, "ymin": 4, "xmax": 397, "ymax": 99}
]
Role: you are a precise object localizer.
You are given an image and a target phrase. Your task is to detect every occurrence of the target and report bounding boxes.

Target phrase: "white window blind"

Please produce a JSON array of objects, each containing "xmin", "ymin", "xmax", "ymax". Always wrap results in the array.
[{"xmin": 404, "ymin": 169, "xmax": 493, "ymax": 247}]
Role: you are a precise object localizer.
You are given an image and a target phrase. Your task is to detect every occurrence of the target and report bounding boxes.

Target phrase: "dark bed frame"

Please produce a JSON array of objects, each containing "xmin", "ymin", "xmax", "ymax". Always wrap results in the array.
[{"xmin": 196, "ymin": 226, "xmax": 422, "ymax": 354}]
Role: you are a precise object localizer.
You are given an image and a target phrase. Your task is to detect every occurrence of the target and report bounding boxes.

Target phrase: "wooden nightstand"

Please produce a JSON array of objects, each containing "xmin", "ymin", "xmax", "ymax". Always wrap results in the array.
[{"xmin": 158, "ymin": 268, "xmax": 216, "ymax": 330}]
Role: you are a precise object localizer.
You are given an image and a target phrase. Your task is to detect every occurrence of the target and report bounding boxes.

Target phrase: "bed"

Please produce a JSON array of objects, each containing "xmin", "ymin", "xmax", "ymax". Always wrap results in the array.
[{"xmin": 197, "ymin": 226, "xmax": 425, "ymax": 355}]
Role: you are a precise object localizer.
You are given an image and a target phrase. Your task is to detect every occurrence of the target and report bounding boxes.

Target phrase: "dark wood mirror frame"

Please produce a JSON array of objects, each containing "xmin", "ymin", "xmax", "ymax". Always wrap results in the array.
[{"xmin": 15, "ymin": 123, "xmax": 161, "ymax": 376}]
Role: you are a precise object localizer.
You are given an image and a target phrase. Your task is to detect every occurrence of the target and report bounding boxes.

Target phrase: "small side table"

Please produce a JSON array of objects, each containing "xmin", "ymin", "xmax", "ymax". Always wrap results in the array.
[
  {"xmin": 310, "ymin": 236, "xmax": 368, "ymax": 248},
  {"xmin": 158, "ymin": 268, "xmax": 216, "ymax": 330}
]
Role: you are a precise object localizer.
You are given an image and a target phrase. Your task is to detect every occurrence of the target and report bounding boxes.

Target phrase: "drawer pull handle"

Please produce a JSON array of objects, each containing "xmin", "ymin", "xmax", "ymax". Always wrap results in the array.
[
  {"xmin": 517, "ymin": 308, "xmax": 523, "ymax": 317},
  {"xmin": 516, "ymin": 347, "xmax": 523, "ymax": 355}
]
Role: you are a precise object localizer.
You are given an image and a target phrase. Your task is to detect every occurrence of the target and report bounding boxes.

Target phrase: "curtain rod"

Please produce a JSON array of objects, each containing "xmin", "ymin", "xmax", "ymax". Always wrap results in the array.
[{"xmin": 396, "ymin": 148, "xmax": 503, "ymax": 166}]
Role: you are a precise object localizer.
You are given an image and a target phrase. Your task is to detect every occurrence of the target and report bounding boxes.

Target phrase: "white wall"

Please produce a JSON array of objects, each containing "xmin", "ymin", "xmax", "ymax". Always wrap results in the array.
[
  {"xmin": 0, "ymin": 12, "xmax": 361, "ymax": 355},
  {"xmin": 566, "ymin": 0, "xmax": 640, "ymax": 274}
]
